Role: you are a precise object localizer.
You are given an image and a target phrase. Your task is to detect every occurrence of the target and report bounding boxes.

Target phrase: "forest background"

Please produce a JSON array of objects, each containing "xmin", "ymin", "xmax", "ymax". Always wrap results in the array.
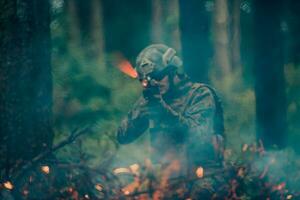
[{"xmin": 0, "ymin": 0, "xmax": 300, "ymax": 199}]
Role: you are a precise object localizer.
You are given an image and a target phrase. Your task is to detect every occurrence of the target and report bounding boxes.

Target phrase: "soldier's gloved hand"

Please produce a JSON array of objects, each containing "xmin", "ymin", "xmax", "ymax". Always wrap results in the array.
[
  {"xmin": 142, "ymin": 86, "xmax": 161, "ymax": 102},
  {"xmin": 134, "ymin": 87, "xmax": 161, "ymax": 119}
]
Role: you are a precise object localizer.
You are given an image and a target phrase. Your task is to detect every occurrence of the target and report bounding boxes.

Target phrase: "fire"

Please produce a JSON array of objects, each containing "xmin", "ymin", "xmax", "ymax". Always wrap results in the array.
[
  {"xmin": 122, "ymin": 176, "xmax": 140, "ymax": 196},
  {"xmin": 196, "ymin": 167, "xmax": 204, "ymax": 178},
  {"xmin": 117, "ymin": 60, "xmax": 138, "ymax": 78},
  {"xmin": 41, "ymin": 165, "xmax": 50, "ymax": 174},
  {"xmin": 3, "ymin": 181, "xmax": 13, "ymax": 190}
]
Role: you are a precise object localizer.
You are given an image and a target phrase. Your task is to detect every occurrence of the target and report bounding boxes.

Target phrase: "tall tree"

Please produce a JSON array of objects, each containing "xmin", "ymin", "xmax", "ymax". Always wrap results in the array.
[
  {"xmin": 151, "ymin": 0, "xmax": 181, "ymax": 50},
  {"xmin": 287, "ymin": 0, "xmax": 300, "ymax": 65},
  {"xmin": 179, "ymin": 0, "xmax": 213, "ymax": 83},
  {"xmin": 213, "ymin": 0, "xmax": 232, "ymax": 76},
  {"xmin": 230, "ymin": 0, "xmax": 242, "ymax": 70},
  {"xmin": 90, "ymin": 0, "xmax": 105, "ymax": 63},
  {"xmin": 102, "ymin": 0, "xmax": 151, "ymax": 62},
  {"xmin": 65, "ymin": 0, "xmax": 81, "ymax": 50},
  {"xmin": 0, "ymin": 0, "xmax": 53, "ymax": 175},
  {"xmin": 253, "ymin": 0, "xmax": 287, "ymax": 148}
]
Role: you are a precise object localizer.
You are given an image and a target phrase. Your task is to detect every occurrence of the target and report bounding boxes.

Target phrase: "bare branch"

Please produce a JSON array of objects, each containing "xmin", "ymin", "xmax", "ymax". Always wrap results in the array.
[{"xmin": 10, "ymin": 126, "xmax": 91, "ymax": 182}]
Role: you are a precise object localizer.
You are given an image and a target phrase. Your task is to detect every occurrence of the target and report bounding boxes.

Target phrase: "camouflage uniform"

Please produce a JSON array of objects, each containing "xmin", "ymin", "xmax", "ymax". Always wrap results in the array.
[
  {"xmin": 117, "ymin": 78, "xmax": 224, "ymax": 168},
  {"xmin": 117, "ymin": 44, "xmax": 225, "ymax": 198}
]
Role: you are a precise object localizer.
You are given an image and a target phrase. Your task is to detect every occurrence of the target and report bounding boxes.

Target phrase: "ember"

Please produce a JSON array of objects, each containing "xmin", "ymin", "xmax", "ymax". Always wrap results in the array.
[
  {"xmin": 41, "ymin": 165, "xmax": 50, "ymax": 174},
  {"xmin": 3, "ymin": 181, "xmax": 13, "ymax": 190},
  {"xmin": 242, "ymin": 144, "xmax": 248, "ymax": 152},
  {"xmin": 196, "ymin": 167, "xmax": 204, "ymax": 178},
  {"xmin": 94, "ymin": 183, "xmax": 103, "ymax": 192},
  {"xmin": 67, "ymin": 187, "xmax": 74, "ymax": 193},
  {"xmin": 123, "ymin": 189, "xmax": 130, "ymax": 195},
  {"xmin": 22, "ymin": 189, "xmax": 29, "ymax": 196}
]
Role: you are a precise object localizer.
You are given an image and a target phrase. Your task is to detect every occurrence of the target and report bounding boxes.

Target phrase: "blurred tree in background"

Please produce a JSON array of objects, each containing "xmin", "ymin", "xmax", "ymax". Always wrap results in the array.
[
  {"xmin": 0, "ymin": 0, "xmax": 53, "ymax": 177},
  {"xmin": 253, "ymin": 0, "xmax": 287, "ymax": 148},
  {"xmin": 179, "ymin": 0, "xmax": 213, "ymax": 83}
]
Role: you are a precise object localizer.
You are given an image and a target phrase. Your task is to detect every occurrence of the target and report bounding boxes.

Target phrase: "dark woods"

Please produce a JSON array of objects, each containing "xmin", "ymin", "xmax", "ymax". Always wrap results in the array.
[{"xmin": 0, "ymin": 0, "xmax": 300, "ymax": 199}]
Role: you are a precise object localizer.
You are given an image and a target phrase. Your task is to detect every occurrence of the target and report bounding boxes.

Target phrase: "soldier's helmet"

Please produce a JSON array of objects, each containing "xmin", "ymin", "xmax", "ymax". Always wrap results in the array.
[{"xmin": 135, "ymin": 44, "xmax": 183, "ymax": 82}]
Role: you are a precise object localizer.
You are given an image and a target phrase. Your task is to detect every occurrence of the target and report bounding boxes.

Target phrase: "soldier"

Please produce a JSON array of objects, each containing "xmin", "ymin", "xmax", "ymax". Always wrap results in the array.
[{"xmin": 117, "ymin": 44, "xmax": 225, "ymax": 197}]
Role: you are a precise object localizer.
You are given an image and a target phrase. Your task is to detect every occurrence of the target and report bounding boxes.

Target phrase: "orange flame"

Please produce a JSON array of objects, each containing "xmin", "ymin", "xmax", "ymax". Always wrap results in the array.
[{"xmin": 117, "ymin": 60, "xmax": 138, "ymax": 78}]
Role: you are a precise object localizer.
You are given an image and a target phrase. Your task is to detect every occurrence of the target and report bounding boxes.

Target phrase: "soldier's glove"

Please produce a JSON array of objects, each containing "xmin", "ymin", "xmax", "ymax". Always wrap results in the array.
[
  {"xmin": 142, "ymin": 86, "xmax": 186, "ymax": 123},
  {"xmin": 142, "ymin": 86, "xmax": 161, "ymax": 102}
]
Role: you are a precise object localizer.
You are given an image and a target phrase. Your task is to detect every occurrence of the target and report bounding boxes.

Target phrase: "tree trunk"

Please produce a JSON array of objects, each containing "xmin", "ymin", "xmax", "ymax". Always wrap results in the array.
[
  {"xmin": 152, "ymin": 0, "xmax": 164, "ymax": 43},
  {"xmin": 0, "ymin": 0, "xmax": 53, "ymax": 174},
  {"xmin": 65, "ymin": 0, "xmax": 81, "ymax": 50},
  {"xmin": 287, "ymin": 0, "xmax": 300, "ymax": 65},
  {"xmin": 253, "ymin": 0, "xmax": 287, "ymax": 148},
  {"xmin": 230, "ymin": 0, "xmax": 242, "ymax": 70},
  {"xmin": 213, "ymin": 0, "xmax": 232, "ymax": 76},
  {"xmin": 90, "ymin": 0, "xmax": 106, "ymax": 64},
  {"xmin": 179, "ymin": 0, "xmax": 213, "ymax": 83},
  {"xmin": 75, "ymin": 0, "xmax": 92, "ymax": 47},
  {"xmin": 151, "ymin": 0, "xmax": 181, "ymax": 51},
  {"xmin": 102, "ymin": 0, "xmax": 151, "ymax": 62}
]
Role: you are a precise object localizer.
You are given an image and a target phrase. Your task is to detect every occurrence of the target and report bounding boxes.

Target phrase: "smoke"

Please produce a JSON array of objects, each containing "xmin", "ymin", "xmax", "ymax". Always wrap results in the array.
[{"xmin": 252, "ymin": 148, "xmax": 300, "ymax": 192}]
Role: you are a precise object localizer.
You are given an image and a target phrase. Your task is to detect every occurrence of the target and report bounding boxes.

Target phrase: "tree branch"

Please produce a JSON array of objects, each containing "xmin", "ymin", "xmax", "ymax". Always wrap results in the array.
[{"xmin": 10, "ymin": 126, "xmax": 91, "ymax": 182}]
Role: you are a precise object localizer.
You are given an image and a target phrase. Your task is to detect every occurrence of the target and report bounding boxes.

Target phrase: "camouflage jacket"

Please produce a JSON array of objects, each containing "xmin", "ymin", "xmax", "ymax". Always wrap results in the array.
[{"xmin": 117, "ymin": 78, "xmax": 224, "ymax": 171}]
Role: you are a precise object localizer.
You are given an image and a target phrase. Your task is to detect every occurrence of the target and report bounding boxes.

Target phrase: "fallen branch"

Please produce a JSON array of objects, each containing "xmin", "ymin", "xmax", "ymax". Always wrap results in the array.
[{"xmin": 10, "ymin": 126, "xmax": 92, "ymax": 182}]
